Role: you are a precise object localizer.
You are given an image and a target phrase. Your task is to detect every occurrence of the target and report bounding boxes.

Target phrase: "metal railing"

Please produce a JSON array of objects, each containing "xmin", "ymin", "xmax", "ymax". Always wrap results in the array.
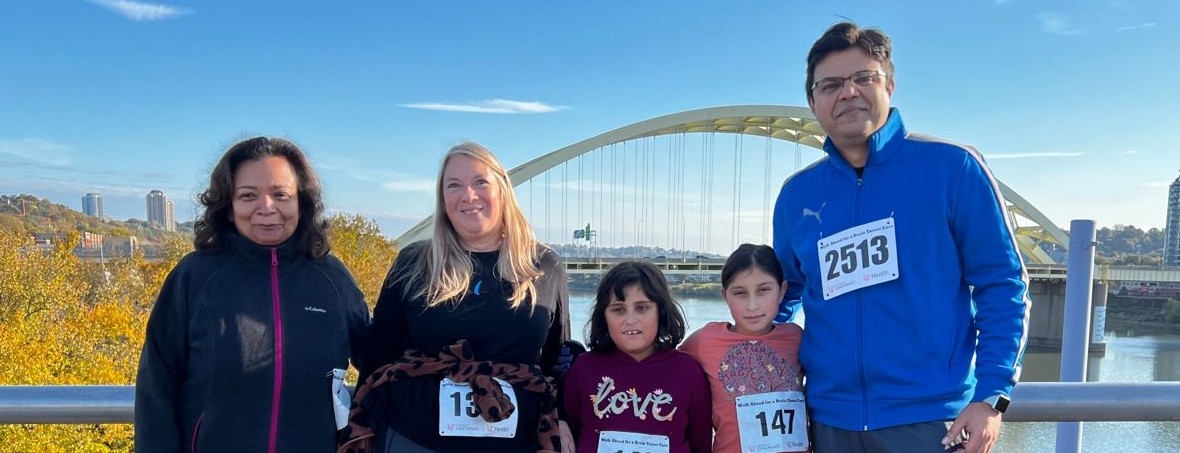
[{"xmin": 1, "ymin": 382, "xmax": 1179, "ymax": 424}]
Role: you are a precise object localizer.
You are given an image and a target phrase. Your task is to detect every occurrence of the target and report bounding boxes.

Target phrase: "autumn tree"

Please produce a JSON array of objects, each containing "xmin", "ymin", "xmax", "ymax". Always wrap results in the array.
[
  {"xmin": 327, "ymin": 213, "xmax": 399, "ymax": 308},
  {"xmin": 0, "ymin": 225, "xmax": 179, "ymax": 452}
]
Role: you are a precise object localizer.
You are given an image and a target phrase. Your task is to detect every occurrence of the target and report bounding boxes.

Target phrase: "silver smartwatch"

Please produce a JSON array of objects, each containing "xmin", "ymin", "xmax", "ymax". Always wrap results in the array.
[{"xmin": 982, "ymin": 394, "xmax": 1011, "ymax": 414}]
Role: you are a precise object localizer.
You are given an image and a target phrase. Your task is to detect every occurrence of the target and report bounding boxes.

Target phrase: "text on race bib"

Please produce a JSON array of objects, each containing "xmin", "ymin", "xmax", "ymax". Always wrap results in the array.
[
  {"xmin": 735, "ymin": 391, "xmax": 809, "ymax": 452},
  {"xmin": 597, "ymin": 431, "xmax": 670, "ymax": 453},
  {"xmin": 437, "ymin": 377, "xmax": 519, "ymax": 438},
  {"xmin": 816, "ymin": 217, "xmax": 899, "ymax": 300}
]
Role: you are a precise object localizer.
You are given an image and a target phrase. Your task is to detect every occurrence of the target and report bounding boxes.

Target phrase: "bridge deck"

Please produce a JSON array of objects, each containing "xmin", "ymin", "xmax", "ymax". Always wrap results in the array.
[{"xmin": 562, "ymin": 258, "xmax": 1180, "ymax": 282}]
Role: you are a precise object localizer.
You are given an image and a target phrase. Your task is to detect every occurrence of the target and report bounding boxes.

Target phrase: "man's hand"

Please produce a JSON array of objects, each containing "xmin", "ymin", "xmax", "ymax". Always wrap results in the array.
[
  {"xmin": 559, "ymin": 420, "xmax": 575, "ymax": 453},
  {"xmin": 944, "ymin": 402, "xmax": 1002, "ymax": 453}
]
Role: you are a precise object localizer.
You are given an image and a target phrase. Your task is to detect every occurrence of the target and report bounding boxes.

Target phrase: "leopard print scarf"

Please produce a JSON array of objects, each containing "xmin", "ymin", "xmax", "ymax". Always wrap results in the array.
[{"xmin": 337, "ymin": 339, "xmax": 561, "ymax": 453}]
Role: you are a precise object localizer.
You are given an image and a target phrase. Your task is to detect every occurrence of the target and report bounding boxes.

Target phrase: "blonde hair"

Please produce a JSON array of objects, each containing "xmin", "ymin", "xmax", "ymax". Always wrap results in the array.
[{"xmin": 401, "ymin": 142, "xmax": 542, "ymax": 309}]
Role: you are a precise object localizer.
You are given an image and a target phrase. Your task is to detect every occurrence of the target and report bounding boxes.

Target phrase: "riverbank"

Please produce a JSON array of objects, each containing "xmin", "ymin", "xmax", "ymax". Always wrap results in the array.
[{"xmin": 1105, "ymin": 296, "xmax": 1180, "ymax": 333}]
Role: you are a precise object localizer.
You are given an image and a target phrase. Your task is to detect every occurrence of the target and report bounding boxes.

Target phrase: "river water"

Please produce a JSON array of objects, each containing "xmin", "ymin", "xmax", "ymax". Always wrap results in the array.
[{"xmin": 568, "ymin": 294, "xmax": 1180, "ymax": 452}]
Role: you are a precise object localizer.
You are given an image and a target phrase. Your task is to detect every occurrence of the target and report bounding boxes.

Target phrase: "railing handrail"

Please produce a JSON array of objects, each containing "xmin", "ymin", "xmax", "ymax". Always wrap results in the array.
[
  {"xmin": 0, "ymin": 385, "xmax": 133, "ymax": 424},
  {"xmin": 1, "ymin": 382, "xmax": 1179, "ymax": 425}
]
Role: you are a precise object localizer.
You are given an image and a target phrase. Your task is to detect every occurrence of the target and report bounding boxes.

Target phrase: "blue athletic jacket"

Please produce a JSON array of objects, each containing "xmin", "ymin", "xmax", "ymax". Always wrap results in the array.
[{"xmin": 772, "ymin": 108, "xmax": 1030, "ymax": 431}]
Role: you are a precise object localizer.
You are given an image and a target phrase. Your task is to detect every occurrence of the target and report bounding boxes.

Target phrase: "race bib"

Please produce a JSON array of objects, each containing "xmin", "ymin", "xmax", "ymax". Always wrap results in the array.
[
  {"xmin": 816, "ymin": 217, "xmax": 899, "ymax": 300},
  {"xmin": 329, "ymin": 368, "xmax": 349, "ymax": 430},
  {"xmin": 597, "ymin": 431, "xmax": 670, "ymax": 453},
  {"xmin": 735, "ymin": 391, "xmax": 808, "ymax": 452},
  {"xmin": 437, "ymin": 377, "xmax": 518, "ymax": 438}
]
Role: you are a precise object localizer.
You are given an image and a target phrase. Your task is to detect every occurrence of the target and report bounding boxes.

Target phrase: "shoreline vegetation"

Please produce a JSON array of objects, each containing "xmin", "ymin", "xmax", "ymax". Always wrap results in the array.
[{"xmin": 1104, "ymin": 296, "xmax": 1180, "ymax": 333}]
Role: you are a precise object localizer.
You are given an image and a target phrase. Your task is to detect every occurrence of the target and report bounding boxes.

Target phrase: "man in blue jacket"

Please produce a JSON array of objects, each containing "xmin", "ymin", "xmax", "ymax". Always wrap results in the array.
[{"xmin": 773, "ymin": 22, "xmax": 1030, "ymax": 453}]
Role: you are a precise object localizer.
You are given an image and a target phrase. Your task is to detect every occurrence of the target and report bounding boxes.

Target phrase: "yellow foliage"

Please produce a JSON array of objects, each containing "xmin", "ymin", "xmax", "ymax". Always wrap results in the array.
[
  {"xmin": 0, "ymin": 215, "xmax": 399, "ymax": 450},
  {"xmin": 0, "ymin": 226, "xmax": 165, "ymax": 452},
  {"xmin": 327, "ymin": 213, "xmax": 399, "ymax": 309}
]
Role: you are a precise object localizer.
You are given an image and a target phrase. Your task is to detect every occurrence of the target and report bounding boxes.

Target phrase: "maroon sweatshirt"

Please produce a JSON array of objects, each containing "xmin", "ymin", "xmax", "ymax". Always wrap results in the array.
[{"xmin": 563, "ymin": 348, "xmax": 713, "ymax": 453}]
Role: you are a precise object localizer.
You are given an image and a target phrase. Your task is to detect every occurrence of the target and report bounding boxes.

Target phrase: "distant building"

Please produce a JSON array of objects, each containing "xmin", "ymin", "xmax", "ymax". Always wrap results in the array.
[
  {"xmin": 31, "ymin": 232, "xmax": 55, "ymax": 252},
  {"xmin": 75, "ymin": 231, "xmax": 105, "ymax": 257},
  {"xmin": 103, "ymin": 236, "xmax": 139, "ymax": 256},
  {"xmin": 82, "ymin": 193, "xmax": 103, "ymax": 219},
  {"xmin": 1166, "ymin": 172, "xmax": 1180, "ymax": 267},
  {"xmin": 146, "ymin": 190, "xmax": 176, "ymax": 231}
]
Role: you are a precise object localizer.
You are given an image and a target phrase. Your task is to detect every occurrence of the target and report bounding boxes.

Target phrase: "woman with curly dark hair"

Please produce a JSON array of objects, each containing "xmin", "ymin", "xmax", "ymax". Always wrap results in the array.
[{"xmin": 135, "ymin": 136, "xmax": 370, "ymax": 452}]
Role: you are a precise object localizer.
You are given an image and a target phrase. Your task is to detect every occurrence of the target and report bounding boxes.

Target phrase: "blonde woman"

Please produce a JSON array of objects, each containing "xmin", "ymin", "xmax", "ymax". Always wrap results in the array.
[{"xmin": 340, "ymin": 142, "xmax": 572, "ymax": 453}]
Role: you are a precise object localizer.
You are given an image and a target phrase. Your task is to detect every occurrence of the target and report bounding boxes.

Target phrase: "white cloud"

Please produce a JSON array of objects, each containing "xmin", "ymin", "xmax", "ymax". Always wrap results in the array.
[
  {"xmin": 985, "ymin": 152, "xmax": 1085, "ymax": 159},
  {"xmin": 1141, "ymin": 181, "xmax": 1171, "ymax": 188},
  {"xmin": 380, "ymin": 179, "xmax": 436, "ymax": 194},
  {"xmin": 316, "ymin": 156, "xmax": 438, "ymax": 193},
  {"xmin": 0, "ymin": 138, "xmax": 74, "ymax": 166},
  {"xmin": 1037, "ymin": 13, "xmax": 1084, "ymax": 36},
  {"xmin": 87, "ymin": 0, "xmax": 191, "ymax": 21},
  {"xmin": 400, "ymin": 99, "xmax": 569, "ymax": 114},
  {"xmin": 1123, "ymin": 150, "xmax": 1139, "ymax": 155},
  {"xmin": 1115, "ymin": 22, "xmax": 1157, "ymax": 32}
]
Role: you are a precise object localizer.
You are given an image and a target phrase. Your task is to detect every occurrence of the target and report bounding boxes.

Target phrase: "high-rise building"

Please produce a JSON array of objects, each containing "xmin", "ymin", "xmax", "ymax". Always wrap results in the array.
[
  {"xmin": 146, "ymin": 190, "xmax": 175, "ymax": 231},
  {"xmin": 1165, "ymin": 172, "xmax": 1180, "ymax": 268},
  {"xmin": 82, "ymin": 193, "xmax": 103, "ymax": 219}
]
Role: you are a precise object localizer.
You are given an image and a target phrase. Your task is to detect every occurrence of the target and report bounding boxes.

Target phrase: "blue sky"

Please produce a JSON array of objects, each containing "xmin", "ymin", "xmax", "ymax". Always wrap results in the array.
[{"xmin": 1, "ymin": 1, "xmax": 1177, "ymax": 248}]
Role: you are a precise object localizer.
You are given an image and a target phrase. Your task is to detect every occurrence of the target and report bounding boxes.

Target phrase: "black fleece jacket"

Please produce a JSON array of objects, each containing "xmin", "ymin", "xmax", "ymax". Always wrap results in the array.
[{"xmin": 135, "ymin": 232, "xmax": 370, "ymax": 453}]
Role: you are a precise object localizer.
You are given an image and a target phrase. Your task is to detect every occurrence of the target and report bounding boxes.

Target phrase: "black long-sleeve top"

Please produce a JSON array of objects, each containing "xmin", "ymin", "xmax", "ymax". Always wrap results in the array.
[{"xmin": 359, "ymin": 240, "xmax": 570, "ymax": 452}]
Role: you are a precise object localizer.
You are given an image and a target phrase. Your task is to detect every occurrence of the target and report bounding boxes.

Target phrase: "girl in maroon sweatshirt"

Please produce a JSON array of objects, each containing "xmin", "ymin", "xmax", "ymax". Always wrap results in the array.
[{"xmin": 563, "ymin": 261, "xmax": 713, "ymax": 453}]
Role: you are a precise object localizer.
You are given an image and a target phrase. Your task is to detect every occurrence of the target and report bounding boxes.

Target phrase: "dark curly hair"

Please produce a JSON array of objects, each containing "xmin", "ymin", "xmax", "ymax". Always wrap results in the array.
[
  {"xmin": 586, "ymin": 261, "xmax": 687, "ymax": 354},
  {"xmin": 805, "ymin": 21, "xmax": 893, "ymax": 102},
  {"xmin": 193, "ymin": 136, "xmax": 329, "ymax": 258}
]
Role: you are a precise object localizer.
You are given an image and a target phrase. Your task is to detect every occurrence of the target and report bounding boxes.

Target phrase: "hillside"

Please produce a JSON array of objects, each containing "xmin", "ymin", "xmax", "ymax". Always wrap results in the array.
[{"xmin": 0, "ymin": 194, "xmax": 190, "ymax": 245}]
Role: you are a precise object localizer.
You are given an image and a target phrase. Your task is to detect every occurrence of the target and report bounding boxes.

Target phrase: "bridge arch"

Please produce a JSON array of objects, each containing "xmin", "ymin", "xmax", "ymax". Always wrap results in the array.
[{"xmin": 395, "ymin": 105, "xmax": 1068, "ymax": 264}]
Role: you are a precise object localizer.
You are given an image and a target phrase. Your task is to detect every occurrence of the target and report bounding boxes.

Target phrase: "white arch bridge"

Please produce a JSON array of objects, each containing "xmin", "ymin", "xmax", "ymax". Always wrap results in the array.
[{"xmin": 398, "ymin": 104, "xmax": 1070, "ymax": 266}]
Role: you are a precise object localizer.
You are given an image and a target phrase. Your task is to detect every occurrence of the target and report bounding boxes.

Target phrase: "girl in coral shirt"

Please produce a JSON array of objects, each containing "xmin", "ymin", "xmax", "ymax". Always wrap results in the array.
[{"xmin": 681, "ymin": 244, "xmax": 808, "ymax": 453}]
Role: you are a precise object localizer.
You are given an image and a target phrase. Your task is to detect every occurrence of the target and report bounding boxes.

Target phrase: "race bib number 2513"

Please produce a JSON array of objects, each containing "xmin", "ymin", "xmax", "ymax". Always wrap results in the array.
[{"xmin": 816, "ymin": 217, "xmax": 899, "ymax": 300}]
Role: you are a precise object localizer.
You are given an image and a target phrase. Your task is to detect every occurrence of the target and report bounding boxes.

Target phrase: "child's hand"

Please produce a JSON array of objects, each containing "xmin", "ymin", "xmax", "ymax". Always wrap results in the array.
[{"xmin": 559, "ymin": 420, "xmax": 575, "ymax": 453}]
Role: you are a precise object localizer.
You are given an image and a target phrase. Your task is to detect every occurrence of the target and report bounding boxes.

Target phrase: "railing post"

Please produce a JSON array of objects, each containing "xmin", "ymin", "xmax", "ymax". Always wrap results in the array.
[{"xmin": 1056, "ymin": 219, "xmax": 1097, "ymax": 453}]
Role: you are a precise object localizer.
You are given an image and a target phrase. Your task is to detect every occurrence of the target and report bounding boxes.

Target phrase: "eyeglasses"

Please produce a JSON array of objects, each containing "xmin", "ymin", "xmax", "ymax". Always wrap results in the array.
[{"xmin": 811, "ymin": 70, "xmax": 888, "ymax": 96}]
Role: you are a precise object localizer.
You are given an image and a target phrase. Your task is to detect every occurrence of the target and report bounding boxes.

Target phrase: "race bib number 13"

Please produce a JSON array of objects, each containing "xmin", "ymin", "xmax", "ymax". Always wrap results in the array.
[
  {"xmin": 438, "ymin": 377, "xmax": 518, "ymax": 438},
  {"xmin": 817, "ymin": 217, "xmax": 899, "ymax": 300}
]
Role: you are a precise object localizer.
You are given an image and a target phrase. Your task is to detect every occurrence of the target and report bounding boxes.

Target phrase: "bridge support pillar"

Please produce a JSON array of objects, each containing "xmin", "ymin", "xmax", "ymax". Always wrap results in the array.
[{"xmin": 1026, "ymin": 280, "xmax": 1107, "ymax": 355}]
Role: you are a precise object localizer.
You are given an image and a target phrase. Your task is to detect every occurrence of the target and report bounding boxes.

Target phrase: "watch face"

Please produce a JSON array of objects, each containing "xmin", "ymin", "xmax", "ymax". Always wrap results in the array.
[{"xmin": 991, "ymin": 395, "xmax": 1010, "ymax": 413}]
